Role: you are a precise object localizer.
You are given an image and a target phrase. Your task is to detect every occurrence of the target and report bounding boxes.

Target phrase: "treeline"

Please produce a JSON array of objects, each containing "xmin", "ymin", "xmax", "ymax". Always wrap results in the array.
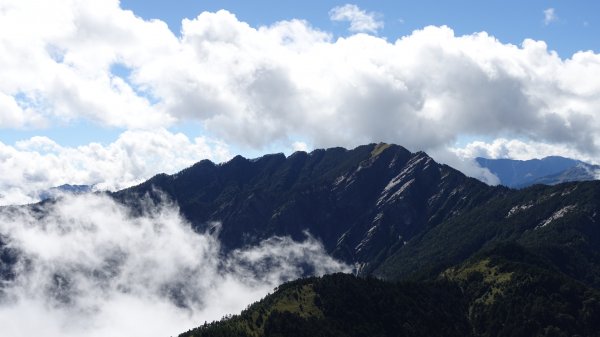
[{"xmin": 179, "ymin": 273, "xmax": 471, "ymax": 337}]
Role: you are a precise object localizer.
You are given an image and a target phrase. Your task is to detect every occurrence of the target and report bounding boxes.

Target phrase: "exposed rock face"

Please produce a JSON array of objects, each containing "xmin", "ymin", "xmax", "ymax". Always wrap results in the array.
[{"xmin": 114, "ymin": 143, "xmax": 498, "ymax": 273}]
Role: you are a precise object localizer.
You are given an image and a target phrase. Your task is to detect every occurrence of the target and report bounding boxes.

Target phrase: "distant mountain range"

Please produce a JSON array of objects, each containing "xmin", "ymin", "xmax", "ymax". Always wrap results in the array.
[
  {"xmin": 38, "ymin": 184, "xmax": 93, "ymax": 201},
  {"xmin": 4, "ymin": 143, "xmax": 600, "ymax": 336},
  {"xmin": 476, "ymin": 156, "xmax": 599, "ymax": 188}
]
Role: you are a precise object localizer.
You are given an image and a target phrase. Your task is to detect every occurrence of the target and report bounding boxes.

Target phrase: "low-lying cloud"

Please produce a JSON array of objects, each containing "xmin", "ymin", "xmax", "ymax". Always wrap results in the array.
[
  {"xmin": 0, "ymin": 129, "xmax": 232, "ymax": 206},
  {"xmin": 0, "ymin": 194, "xmax": 349, "ymax": 337}
]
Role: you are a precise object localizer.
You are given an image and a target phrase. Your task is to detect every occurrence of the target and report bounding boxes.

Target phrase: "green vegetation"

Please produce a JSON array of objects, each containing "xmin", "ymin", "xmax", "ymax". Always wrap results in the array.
[
  {"xmin": 370, "ymin": 142, "xmax": 391, "ymax": 158},
  {"xmin": 177, "ymin": 279, "xmax": 323, "ymax": 337},
  {"xmin": 179, "ymin": 274, "xmax": 471, "ymax": 337},
  {"xmin": 443, "ymin": 258, "xmax": 513, "ymax": 305},
  {"xmin": 180, "ymin": 248, "xmax": 600, "ymax": 337},
  {"xmin": 450, "ymin": 245, "xmax": 600, "ymax": 337}
]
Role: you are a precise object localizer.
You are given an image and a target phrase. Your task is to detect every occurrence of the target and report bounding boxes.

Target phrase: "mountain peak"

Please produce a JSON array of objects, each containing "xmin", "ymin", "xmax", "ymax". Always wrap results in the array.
[
  {"xmin": 114, "ymin": 143, "xmax": 491, "ymax": 270},
  {"xmin": 225, "ymin": 154, "xmax": 249, "ymax": 165}
]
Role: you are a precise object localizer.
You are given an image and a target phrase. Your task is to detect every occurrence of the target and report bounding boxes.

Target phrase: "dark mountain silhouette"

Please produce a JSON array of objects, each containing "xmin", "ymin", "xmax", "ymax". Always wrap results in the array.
[
  {"xmin": 114, "ymin": 143, "xmax": 498, "ymax": 273},
  {"xmin": 112, "ymin": 143, "xmax": 600, "ymax": 286},
  {"xmin": 115, "ymin": 144, "xmax": 599, "ymax": 337}
]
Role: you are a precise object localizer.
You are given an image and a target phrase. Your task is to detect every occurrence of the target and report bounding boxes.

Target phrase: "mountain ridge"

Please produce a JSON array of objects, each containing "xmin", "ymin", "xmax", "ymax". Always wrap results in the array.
[
  {"xmin": 140, "ymin": 144, "xmax": 600, "ymax": 337},
  {"xmin": 5, "ymin": 143, "xmax": 600, "ymax": 336},
  {"xmin": 114, "ymin": 143, "xmax": 498, "ymax": 273}
]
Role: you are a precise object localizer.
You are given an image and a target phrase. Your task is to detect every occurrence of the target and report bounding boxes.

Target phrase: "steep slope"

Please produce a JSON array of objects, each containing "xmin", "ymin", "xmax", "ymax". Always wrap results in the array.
[
  {"xmin": 374, "ymin": 181, "xmax": 600, "ymax": 288},
  {"xmin": 176, "ymin": 181, "xmax": 600, "ymax": 336},
  {"xmin": 173, "ymin": 160, "xmax": 600, "ymax": 337},
  {"xmin": 114, "ymin": 143, "xmax": 498, "ymax": 273}
]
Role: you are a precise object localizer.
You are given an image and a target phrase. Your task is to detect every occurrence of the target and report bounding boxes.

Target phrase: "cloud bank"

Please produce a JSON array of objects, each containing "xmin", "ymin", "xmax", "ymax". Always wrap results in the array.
[
  {"xmin": 2, "ymin": 1, "xmax": 600, "ymax": 200},
  {"xmin": 0, "ymin": 194, "xmax": 349, "ymax": 337},
  {"xmin": 0, "ymin": 129, "xmax": 231, "ymax": 205}
]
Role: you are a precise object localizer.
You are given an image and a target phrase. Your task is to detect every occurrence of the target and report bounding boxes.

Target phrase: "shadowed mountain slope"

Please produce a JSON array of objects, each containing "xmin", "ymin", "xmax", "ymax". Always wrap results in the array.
[
  {"xmin": 114, "ymin": 143, "xmax": 499, "ymax": 273},
  {"xmin": 161, "ymin": 145, "xmax": 600, "ymax": 337}
]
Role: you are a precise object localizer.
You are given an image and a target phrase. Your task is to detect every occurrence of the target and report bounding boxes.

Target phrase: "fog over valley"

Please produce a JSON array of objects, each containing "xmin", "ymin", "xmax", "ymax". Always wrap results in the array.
[{"xmin": 0, "ymin": 194, "xmax": 349, "ymax": 337}]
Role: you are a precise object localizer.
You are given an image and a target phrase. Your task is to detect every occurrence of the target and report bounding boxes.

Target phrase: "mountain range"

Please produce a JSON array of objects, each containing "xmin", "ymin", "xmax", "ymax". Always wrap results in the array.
[
  {"xmin": 476, "ymin": 156, "xmax": 600, "ymax": 188},
  {"xmin": 112, "ymin": 143, "xmax": 600, "ymax": 336},
  {"xmin": 114, "ymin": 143, "xmax": 497, "ymax": 275},
  {"xmin": 38, "ymin": 183, "xmax": 93, "ymax": 201},
  {"xmin": 3, "ymin": 143, "xmax": 600, "ymax": 336}
]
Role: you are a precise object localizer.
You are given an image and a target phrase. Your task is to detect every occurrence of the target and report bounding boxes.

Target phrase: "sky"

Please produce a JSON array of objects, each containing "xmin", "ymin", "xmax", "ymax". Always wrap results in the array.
[{"xmin": 1, "ymin": 0, "xmax": 600, "ymax": 204}]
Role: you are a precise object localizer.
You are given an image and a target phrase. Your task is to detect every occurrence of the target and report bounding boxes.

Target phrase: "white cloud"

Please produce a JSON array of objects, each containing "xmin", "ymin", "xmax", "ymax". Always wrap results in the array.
[
  {"xmin": 0, "ymin": 129, "xmax": 232, "ymax": 206},
  {"xmin": 0, "ymin": 194, "xmax": 349, "ymax": 337},
  {"xmin": 427, "ymin": 147, "xmax": 500, "ymax": 185},
  {"xmin": 329, "ymin": 4, "xmax": 383, "ymax": 33},
  {"xmin": 0, "ymin": 0, "xmax": 177, "ymax": 129},
  {"xmin": 2, "ymin": 2, "xmax": 600, "ymax": 186},
  {"xmin": 544, "ymin": 8, "xmax": 558, "ymax": 25},
  {"xmin": 0, "ymin": 93, "xmax": 47, "ymax": 128}
]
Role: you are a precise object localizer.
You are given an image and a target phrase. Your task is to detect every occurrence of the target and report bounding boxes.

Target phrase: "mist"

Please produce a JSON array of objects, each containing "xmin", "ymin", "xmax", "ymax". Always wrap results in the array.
[{"xmin": 0, "ymin": 194, "xmax": 349, "ymax": 337}]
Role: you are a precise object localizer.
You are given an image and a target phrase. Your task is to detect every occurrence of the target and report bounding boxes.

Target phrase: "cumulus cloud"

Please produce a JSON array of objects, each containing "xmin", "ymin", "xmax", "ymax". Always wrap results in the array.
[
  {"xmin": 329, "ymin": 4, "xmax": 383, "ymax": 33},
  {"xmin": 543, "ymin": 8, "xmax": 558, "ymax": 25},
  {"xmin": 152, "ymin": 15, "xmax": 600, "ymax": 158},
  {"xmin": 0, "ymin": 129, "xmax": 232, "ymax": 206},
  {"xmin": 0, "ymin": 194, "xmax": 349, "ymax": 337},
  {"xmin": 3, "ymin": 1, "xmax": 600, "ymax": 187},
  {"xmin": 0, "ymin": 0, "xmax": 176, "ymax": 129}
]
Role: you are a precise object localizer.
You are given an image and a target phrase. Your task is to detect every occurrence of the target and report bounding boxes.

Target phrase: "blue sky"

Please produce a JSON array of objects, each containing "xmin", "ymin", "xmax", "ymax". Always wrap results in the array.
[
  {"xmin": 120, "ymin": 0, "xmax": 599, "ymax": 57},
  {"xmin": 1, "ymin": 0, "xmax": 600, "ymax": 204}
]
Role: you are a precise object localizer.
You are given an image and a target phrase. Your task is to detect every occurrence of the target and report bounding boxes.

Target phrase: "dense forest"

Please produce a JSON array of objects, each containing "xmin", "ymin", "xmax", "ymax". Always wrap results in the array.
[{"xmin": 179, "ymin": 259, "xmax": 600, "ymax": 337}]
